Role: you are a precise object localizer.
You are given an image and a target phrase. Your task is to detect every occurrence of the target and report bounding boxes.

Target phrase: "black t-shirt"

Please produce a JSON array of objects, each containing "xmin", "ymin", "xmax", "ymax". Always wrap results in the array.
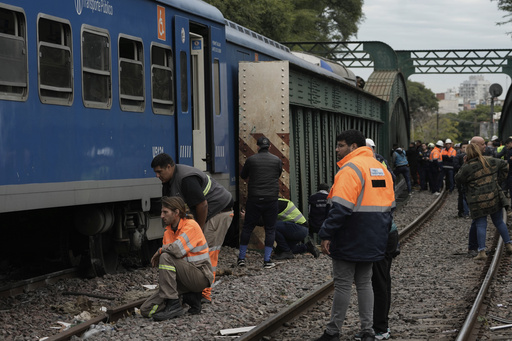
[{"xmin": 180, "ymin": 175, "xmax": 206, "ymax": 208}]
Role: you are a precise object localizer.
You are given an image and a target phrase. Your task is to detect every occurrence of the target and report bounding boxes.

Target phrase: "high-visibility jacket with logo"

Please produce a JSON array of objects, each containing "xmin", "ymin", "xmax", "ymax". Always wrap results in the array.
[
  {"xmin": 441, "ymin": 147, "xmax": 457, "ymax": 169},
  {"xmin": 319, "ymin": 146, "xmax": 395, "ymax": 262},
  {"xmin": 277, "ymin": 198, "xmax": 307, "ymax": 225},
  {"xmin": 161, "ymin": 218, "xmax": 213, "ymax": 281}
]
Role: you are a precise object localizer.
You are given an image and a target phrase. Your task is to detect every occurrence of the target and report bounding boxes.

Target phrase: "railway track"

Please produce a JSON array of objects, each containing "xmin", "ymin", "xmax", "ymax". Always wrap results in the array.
[
  {"xmin": 5, "ymin": 188, "xmax": 511, "ymax": 340},
  {"xmin": 235, "ymin": 189, "xmax": 511, "ymax": 340}
]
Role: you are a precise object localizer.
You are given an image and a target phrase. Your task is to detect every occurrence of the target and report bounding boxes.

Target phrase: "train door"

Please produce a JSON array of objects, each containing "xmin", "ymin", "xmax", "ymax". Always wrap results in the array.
[
  {"xmin": 173, "ymin": 16, "xmax": 193, "ymax": 165},
  {"xmin": 190, "ymin": 33, "xmax": 207, "ymax": 171},
  {"xmin": 210, "ymin": 26, "xmax": 229, "ymax": 174}
]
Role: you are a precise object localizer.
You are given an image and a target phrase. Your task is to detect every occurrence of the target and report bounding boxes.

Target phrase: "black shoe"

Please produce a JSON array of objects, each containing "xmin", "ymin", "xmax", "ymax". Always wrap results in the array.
[
  {"xmin": 273, "ymin": 250, "xmax": 294, "ymax": 260},
  {"xmin": 182, "ymin": 292, "xmax": 202, "ymax": 315},
  {"xmin": 315, "ymin": 330, "xmax": 340, "ymax": 341},
  {"xmin": 360, "ymin": 332, "xmax": 375, "ymax": 341},
  {"xmin": 237, "ymin": 258, "xmax": 246, "ymax": 267},
  {"xmin": 152, "ymin": 299, "xmax": 184, "ymax": 321},
  {"xmin": 306, "ymin": 240, "xmax": 320, "ymax": 258}
]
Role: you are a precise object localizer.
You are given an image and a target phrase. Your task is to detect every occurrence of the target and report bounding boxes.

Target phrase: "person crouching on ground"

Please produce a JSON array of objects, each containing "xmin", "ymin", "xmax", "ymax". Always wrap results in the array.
[{"xmin": 140, "ymin": 196, "xmax": 213, "ymax": 320}]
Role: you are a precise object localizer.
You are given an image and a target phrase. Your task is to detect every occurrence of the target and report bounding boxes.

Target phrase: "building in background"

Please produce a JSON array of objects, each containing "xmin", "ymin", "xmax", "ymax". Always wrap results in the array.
[
  {"xmin": 459, "ymin": 75, "xmax": 491, "ymax": 109},
  {"xmin": 437, "ymin": 87, "xmax": 463, "ymax": 114}
]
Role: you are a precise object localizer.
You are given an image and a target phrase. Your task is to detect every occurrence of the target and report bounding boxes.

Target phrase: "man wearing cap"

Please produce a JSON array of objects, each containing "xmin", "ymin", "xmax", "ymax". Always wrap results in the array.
[
  {"xmin": 441, "ymin": 139, "xmax": 456, "ymax": 193},
  {"xmin": 238, "ymin": 136, "xmax": 283, "ymax": 269},
  {"xmin": 429, "ymin": 140, "xmax": 444, "ymax": 195}
]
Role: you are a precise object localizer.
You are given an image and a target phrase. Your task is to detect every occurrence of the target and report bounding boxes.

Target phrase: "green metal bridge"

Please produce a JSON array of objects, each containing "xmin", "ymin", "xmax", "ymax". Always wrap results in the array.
[{"xmin": 282, "ymin": 41, "xmax": 512, "ymax": 78}]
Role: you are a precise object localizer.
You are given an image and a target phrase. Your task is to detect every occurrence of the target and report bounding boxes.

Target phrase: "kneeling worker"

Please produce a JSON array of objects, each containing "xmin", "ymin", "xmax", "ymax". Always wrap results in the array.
[
  {"xmin": 140, "ymin": 197, "xmax": 213, "ymax": 321},
  {"xmin": 273, "ymin": 198, "xmax": 319, "ymax": 260}
]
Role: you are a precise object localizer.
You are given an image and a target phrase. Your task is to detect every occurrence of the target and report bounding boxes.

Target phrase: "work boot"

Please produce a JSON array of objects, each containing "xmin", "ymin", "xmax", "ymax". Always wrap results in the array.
[
  {"xmin": 182, "ymin": 292, "xmax": 202, "ymax": 315},
  {"xmin": 315, "ymin": 330, "xmax": 340, "ymax": 341},
  {"xmin": 473, "ymin": 250, "xmax": 487, "ymax": 261},
  {"xmin": 306, "ymin": 240, "xmax": 320, "ymax": 258},
  {"xmin": 273, "ymin": 250, "xmax": 294, "ymax": 260},
  {"xmin": 152, "ymin": 299, "xmax": 184, "ymax": 321},
  {"xmin": 506, "ymin": 243, "xmax": 512, "ymax": 255}
]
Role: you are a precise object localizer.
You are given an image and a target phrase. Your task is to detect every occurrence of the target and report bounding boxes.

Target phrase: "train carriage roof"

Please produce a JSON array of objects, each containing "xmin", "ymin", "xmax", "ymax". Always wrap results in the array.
[
  {"xmin": 225, "ymin": 19, "xmax": 357, "ymax": 87},
  {"xmin": 155, "ymin": 0, "xmax": 224, "ymax": 24}
]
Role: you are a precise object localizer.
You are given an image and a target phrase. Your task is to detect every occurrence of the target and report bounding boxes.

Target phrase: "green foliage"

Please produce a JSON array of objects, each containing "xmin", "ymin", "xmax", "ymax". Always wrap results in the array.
[
  {"xmin": 203, "ymin": 0, "xmax": 364, "ymax": 42},
  {"xmin": 493, "ymin": 0, "xmax": 512, "ymax": 29}
]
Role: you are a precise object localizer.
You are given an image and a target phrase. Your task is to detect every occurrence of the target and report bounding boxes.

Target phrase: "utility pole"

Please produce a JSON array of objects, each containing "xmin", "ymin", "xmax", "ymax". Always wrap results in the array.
[{"xmin": 489, "ymin": 83, "xmax": 503, "ymax": 137}]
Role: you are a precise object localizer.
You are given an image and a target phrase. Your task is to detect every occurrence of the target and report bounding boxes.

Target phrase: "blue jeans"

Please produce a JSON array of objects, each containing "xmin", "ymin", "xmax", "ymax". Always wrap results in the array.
[
  {"xmin": 473, "ymin": 209, "xmax": 511, "ymax": 251},
  {"xmin": 393, "ymin": 165, "xmax": 411, "ymax": 193},
  {"xmin": 274, "ymin": 221, "xmax": 308, "ymax": 253}
]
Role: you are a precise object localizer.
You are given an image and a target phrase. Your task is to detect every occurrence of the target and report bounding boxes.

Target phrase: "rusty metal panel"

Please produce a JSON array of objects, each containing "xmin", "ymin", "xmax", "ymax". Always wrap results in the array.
[{"xmin": 239, "ymin": 61, "xmax": 290, "ymax": 205}]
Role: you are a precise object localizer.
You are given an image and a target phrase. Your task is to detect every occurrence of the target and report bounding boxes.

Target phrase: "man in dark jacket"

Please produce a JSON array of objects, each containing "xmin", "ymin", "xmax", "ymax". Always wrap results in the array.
[
  {"xmin": 315, "ymin": 130, "xmax": 395, "ymax": 341},
  {"xmin": 237, "ymin": 136, "xmax": 283, "ymax": 269}
]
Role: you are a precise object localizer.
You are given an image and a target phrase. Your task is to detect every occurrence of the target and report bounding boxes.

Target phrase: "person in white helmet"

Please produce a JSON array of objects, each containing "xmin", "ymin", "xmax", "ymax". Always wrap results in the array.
[
  {"xmin": 441, "ymin": 139, "xmax": 456, "ymax": 193},
  {"xmin": 429, "ymin": 140, "xmax": 444, "ymax": 195}
]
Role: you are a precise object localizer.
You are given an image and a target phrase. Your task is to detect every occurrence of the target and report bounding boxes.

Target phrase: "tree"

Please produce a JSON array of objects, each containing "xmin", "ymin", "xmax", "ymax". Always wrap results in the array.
[
  {"xmin": 203, "ymin": 0, "xmax": 364, "ymax": 42},
  {"xmin": 493, "ymin": 0, "xmax": 512, "ymax": 31},
  {"xmin": 407, "ymin": 81, "xmax": 439, "ymax": 141}
]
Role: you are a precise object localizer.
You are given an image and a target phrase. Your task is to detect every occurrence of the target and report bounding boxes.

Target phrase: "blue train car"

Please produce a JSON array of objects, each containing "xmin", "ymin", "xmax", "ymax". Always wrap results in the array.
[
  {"xmin": 0, "ymin": 0, "xmax": 408, "ymax": 277},
  {"xmin": 0, "ymin": 0, "xmax": 234, "ymax": 275}
]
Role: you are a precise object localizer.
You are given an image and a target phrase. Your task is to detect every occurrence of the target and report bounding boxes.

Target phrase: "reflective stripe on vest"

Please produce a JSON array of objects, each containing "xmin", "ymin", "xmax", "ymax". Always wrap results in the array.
[{"xmin": 277, "ymin": 198, "xmax": 306, "ymax": 224}]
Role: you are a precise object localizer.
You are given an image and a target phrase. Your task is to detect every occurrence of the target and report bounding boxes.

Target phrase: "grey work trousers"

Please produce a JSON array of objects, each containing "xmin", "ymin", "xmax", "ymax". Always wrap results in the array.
[
  {"xmin": 140, "ymin": 253, "xmax": 211, "ymax": 317},
  {"xmin": 326, "ymin": 259, "xmax": 374, "ymax": 336}
]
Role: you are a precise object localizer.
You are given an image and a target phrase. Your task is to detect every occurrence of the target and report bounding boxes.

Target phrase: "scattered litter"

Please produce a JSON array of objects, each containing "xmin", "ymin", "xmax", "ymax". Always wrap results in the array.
[
  {"xmin": 442, "ymin": 329, "xmax": 458, "ymax": 334},
  {"xmin": 142, "ymin": 284, "xmax": 157, "ymax": 290},
  {"xmin": 50, "ymin": 321, "xmax": 73, "ymax": 331},
  {"xmin": 73, "ymin": 311, "xmax": 92, "ymax": 323},
  {"xmin": 212, "ymin": 279, "xmax": 223, "ymax": 288},
  {"xmin": 100, "ymin": 306, "xmax": 107, "ymax": 312},
  {"xmin": 490, "ymin": 323, "xmax": 512, "ymax": 331},
  {"xmin": 82, "ymin": 324, "xmax": 113, "ymax": 339},
  {"xmin": 219, "ymin": 326, "xmax": 255, "ymax": 335}
]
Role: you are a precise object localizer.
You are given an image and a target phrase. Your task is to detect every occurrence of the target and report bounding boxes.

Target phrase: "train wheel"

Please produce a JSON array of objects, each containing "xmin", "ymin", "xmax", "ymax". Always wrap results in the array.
[{"xmin": 89, "ymin": 232, "xmax": 118, "ymax": 276}]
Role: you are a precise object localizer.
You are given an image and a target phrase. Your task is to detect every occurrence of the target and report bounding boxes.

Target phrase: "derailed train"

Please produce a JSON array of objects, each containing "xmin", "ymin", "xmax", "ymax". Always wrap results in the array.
[{"xmin": 0, "ymin": 0, "xmax": 409, "ymax": 276}]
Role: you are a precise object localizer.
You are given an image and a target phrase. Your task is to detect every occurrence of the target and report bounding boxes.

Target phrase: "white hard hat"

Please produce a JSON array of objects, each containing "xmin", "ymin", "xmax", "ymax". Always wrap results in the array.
[
  {"xmin": 492, "ymin": 135, "xmax": 499, "ymax": 141},
  {"xmin": 445, "ymin": 138, "xmax": 452, "ymax": 144},
  {"xmin": 436, "ymin": 140, "xmax": 444, "ymax": 147},
  {"xmin": 365, "ymin": 138, "xmax": 375, "ymax": 148}
]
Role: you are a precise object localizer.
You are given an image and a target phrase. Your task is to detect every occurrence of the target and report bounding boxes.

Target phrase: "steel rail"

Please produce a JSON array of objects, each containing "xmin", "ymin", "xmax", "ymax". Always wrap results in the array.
[
  {"xmin": 236, "ymin": 188, "xmax": 446, "ymax": 340},
  {"xmin": 455, "ymin": 209, "xmax": 506, "ymax": 340},
  {"xmin": 44, "ymin": 298, "xmax": 147, "ymax": 341}
]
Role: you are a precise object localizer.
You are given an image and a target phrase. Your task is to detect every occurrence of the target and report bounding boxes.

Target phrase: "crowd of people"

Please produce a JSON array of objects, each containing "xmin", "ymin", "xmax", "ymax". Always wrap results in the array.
[{"xmin": 139, "ymin": 130, "xmax": 512, "ymax": 341}]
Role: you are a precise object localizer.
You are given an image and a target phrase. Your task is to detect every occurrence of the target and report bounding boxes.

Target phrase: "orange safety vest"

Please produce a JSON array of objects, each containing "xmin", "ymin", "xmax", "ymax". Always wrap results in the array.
[
  {"xmin": 429, "ymin": 147, "xmax": 442, "ymax": 162},
  {"xmin": 161, "ymin": 218, "xmax": 210, "ymax": 264},
  {"xmin": 329, "ymin": 146, "xmax": 395, "ymax": 212},
  {"xmin": 441, "ymin": 147, "xmax": 456, "ymax": 158}
]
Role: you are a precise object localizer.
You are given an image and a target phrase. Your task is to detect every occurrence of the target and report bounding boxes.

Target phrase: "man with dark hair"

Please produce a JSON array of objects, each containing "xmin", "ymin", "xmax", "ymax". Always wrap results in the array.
[
  {"xmin": 151, "ymin": 153, "xmax": 233, "ymax": 303},
  {"xmin": 315, "ymin": 129, "xmax": 395, "ymax": 341},
  {"xmin": 237, "ymin": 136, "xmax": 283, "ymax": 269}
]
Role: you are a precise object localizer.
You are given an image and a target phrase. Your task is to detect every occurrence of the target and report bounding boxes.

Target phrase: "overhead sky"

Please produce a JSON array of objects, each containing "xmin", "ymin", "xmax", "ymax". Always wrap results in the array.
[{"xmin": 353, "ymin": 0, "xmax": 512, "ymax": 97}]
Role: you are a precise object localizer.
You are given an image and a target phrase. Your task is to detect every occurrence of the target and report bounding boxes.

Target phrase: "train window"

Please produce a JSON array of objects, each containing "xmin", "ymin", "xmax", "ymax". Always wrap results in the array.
[
  {"xmin": 0, "ymin": 5, "xmax": 27, "ymax": 101},
  {"xmin": 118, "ymin": 35, "xmax": 144, "ymax": 112},
  {"xmin": 82, "ymin": 26, "xmax": 111, "ymax": 109},
  {"xmin": 37, "ymin": 15, "xmax": 73, "ymax": 106},
  {"xmin": 180, "ymin": 51, "xmax": 188, "ymax": 112},
  {"xmin": 213, "ymin": 59, "xmax": 220, "ymax": 115},
  {"xmin": 151, "ymin": 44, "xmax": 174, "ymax": 115}
]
